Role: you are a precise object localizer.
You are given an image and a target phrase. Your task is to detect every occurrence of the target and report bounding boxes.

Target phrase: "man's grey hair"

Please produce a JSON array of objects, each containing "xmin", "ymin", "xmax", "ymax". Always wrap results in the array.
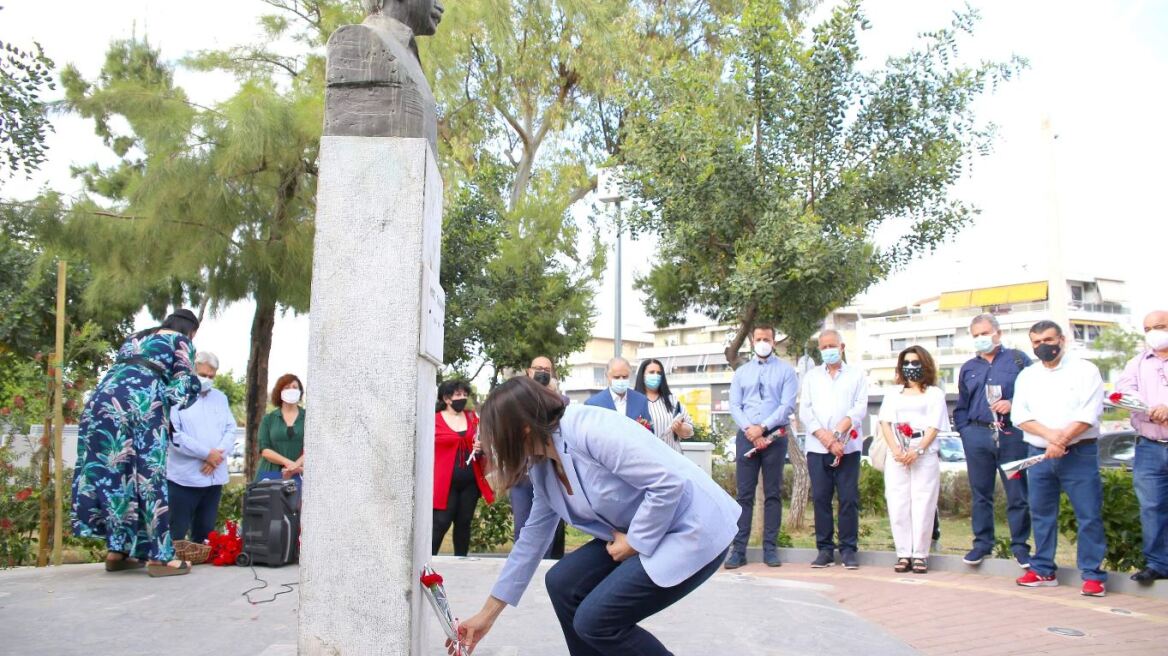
[
  {"xmin": 969, "ymin": 313, "xmax": 1000, "ymax": 333},
  {"xmin": 818, "ymin": 328, "xmax": 843, "ymax": 343},
  {"xmin": 606, "ymin": 357, "xmax": 631, "ymax": 374},
  {"xmin": 194, "ymin": 351, "xmax": 220, "ymax": 371}
]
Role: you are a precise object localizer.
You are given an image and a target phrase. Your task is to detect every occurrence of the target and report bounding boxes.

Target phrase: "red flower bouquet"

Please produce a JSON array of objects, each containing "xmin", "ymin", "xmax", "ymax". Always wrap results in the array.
[
  {"xmin": 636, "ymin": 416, "xmax": 653, "ymax": 431},
  {"xmin": 1106, "ymin": 392, "xmax": 1149, "ymax": 413},
  {"xmin": 421, "ymin": 565, "xmax": 465, "ymax": 655},
  {"xmin": 206, "ymin": 520, "xmax": 243, "ymax": 566}
]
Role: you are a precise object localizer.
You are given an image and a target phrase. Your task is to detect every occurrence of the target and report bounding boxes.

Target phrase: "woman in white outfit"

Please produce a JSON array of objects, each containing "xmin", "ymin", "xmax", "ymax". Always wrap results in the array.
[{"xmin": 877, "ymin": 346, "xmax": 949, "ymax": 574}]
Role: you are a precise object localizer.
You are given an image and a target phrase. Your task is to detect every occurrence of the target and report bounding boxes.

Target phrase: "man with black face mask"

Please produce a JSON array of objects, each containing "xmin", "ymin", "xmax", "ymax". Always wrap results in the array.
[
  {"xmin": 508, "ymin": 356, "xmax": 567, "ymax": 559},
  {"xmin": 1011, "ymin": 320, "xmax": 1107, "ymax": 597}
]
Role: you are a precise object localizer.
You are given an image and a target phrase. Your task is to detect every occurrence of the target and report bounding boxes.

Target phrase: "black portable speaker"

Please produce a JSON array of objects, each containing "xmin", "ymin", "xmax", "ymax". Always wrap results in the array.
[{"xmin": 236, "ymin": 479, "xmax": 300, "ymax": 567}]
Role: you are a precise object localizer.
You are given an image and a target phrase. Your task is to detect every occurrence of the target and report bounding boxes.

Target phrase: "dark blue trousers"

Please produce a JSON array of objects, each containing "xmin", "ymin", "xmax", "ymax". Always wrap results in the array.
[
  {"xmin": 807, "ymin": 451, "xmax": 860, "ymax": 553},
  {"xmin": 959, "ymin": 424, "xmax": 1032, "ymax": 556},
  {"xmin": 733, "ymin": 431, "xmax": 787, "ymax": 554},
  {"xmin": 545, "ymin": 538, "xmax": 726, "ymax": 655},
  {"xmin": 167, "ymin": 481, "xmax": 223, "ymax": 544}
]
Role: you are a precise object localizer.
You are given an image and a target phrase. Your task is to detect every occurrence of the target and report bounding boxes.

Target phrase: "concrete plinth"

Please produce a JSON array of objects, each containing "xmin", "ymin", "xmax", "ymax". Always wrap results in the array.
[{"xmin": 300, "ymin": 136, "xmax": 444, "ymax": 655}]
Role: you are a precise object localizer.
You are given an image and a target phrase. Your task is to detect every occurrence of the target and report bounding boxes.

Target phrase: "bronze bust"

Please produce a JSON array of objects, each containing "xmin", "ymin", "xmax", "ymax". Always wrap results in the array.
[{"xmin": 324, "ymin": 0, "xmax": 445, "ymax": 152}]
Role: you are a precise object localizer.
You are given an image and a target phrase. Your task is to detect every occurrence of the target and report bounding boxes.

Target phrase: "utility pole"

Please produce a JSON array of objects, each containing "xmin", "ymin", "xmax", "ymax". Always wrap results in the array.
[
  {"xmin": 614, "ymin": 200, "xmax": 623, "ymax": 358},
  {"xmin": 1041, "ymin": 116, "xmax": 1071, "ymax": 336},
  {"xmin": 52, "ymin": 260, "xmax": 66, "ymax": 566}
]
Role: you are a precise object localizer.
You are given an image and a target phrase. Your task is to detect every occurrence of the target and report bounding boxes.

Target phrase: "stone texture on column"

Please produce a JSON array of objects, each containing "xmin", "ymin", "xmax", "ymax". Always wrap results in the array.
[{"xmin": 300, "ymin": 136, "xmax": 444, "ymax": 655}]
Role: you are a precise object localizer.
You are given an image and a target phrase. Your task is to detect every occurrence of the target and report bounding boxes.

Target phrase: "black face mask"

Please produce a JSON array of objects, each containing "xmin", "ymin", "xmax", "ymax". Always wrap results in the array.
[
  {"xmin": 533, "ymin": 371, "xmax": 552, "ymax": 386},
  {"xmin": 901, "ymin": 363, "xmax": 924, "ymax": 382},
  {"xmin": 450, "ymin": 399, "xmax": 468, "ymax": 412},
  {"xmin": 1034, "ymin": 343, "xmax": 1061, "ymax": 363}
]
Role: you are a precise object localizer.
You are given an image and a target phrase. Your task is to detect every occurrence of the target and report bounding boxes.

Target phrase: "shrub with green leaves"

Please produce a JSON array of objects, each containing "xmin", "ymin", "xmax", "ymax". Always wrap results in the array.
[
  {"xmin": 470, "ymin": 495, "xmax": 513, "ymax": 553},
  {"xmin": 1057, "ymin": 468, "xmax": 1143, "ymax": 572}
]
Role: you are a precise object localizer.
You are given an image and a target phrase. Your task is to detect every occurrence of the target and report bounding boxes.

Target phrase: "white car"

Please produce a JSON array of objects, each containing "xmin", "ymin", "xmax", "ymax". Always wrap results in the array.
[{"xmin": 228, "ymin": 439, "xmax": 246, "ymax": 474}]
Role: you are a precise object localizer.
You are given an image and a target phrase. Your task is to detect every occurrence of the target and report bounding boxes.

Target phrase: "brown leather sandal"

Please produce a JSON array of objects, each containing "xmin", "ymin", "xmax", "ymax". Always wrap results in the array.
[
  {"xmin": 894, "ymin": 558, "xmax": 911, "ymax": 573},
  {"xmin": 104, "ymin": 552, "xmax": 145, "ymax": 572},
  {"xmin": 147, "ymin": 560, "xmax": 191, "ymax": 577},
  {"xmin": 912, "ymin": 558, "xmax": 929, "ymax": 574}
]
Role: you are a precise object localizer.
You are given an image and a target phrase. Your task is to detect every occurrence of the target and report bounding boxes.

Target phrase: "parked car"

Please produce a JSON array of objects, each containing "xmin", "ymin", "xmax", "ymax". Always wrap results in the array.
[
  {"xmin": 228, "ymin": 439, "xmax": 246, "ymax": 474},
  {"xmin": 861, "ymin": 431, "xmax": 967, "ymax": 472},
  {"xmin": 1098, "ymin": 430, "xmax": 1136, "ymax": 469}
]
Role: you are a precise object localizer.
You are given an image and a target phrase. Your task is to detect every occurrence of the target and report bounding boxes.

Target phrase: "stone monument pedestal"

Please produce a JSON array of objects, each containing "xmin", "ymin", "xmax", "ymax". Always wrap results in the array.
[{"xmin": 300, "ymin": 136, "xmax": 444, "ymax": 655}]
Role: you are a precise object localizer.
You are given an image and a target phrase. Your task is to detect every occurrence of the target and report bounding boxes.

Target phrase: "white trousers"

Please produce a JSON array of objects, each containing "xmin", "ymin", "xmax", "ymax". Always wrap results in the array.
[{"xmin": 883, "ymin": 446, "xmax": 941, "ymax": 558}]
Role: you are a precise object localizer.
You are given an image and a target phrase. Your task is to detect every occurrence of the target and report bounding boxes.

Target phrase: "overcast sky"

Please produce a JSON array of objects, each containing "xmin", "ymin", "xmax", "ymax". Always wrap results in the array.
[{"xmin": 3, "ymin": 0, "xmax": 1165, "ymax": 381}]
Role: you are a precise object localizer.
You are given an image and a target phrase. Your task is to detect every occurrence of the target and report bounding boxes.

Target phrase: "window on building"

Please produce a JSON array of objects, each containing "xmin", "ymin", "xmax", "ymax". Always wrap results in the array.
[
  {"xmin": 1072, "ymin": 324, "xmax": 1086, "ymax": 342},
  {"xmin": 593, "ymin": 367, "xmax": 606, "ymax": 385},
  {"xmin": 1070, "ymin": 284, "xmax": 1084, "ymax": 303},
  {"xmin": 936, "ymin": 334, "xmax": 954, "ymax": 349},
  {"xmin": 890, "ymin": 338, "xmax": 908, "ymax": 352},
  {"xmin": 1087, "ymin": 325, "xmax": 1102, "ymax": 342}
]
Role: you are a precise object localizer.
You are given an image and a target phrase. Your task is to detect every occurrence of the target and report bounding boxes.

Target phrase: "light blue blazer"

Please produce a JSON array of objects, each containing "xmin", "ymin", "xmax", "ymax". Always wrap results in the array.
[{"xmin": 490, "ymin": 404, "xmax": 741, "ymax": 606}]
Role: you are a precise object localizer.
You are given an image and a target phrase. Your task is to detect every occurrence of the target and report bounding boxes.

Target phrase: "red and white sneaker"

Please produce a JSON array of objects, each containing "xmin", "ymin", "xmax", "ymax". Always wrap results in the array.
[
  {"xmin": 1016, "ymin": 570, "xmax": 1058, "ymax": 587},
  {"xmin": 1081, "ymin": 580, "xmax": 1106, "ymax": 597}
]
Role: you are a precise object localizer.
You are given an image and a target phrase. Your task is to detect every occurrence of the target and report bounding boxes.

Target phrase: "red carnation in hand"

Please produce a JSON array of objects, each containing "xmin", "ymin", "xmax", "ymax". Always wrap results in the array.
[
  {"xmin": 849, "ymin": 429, "xmax": 859, "ymax": 440},
  {"xmin": 635, "ymin": 416, "xmax": 653, "ymax": 431},
  {"xmin": 896, "ymin": 423, "xmax": 913, "ymax": 438},
  {"xmin": 15, "ymin": 487, "xmax": 33, "ymax": 502},
  {"xmin": 421, "ymin": 571, "xmax": 444, "ymax": 587},
  {"xmin": 1109, "ymin": 392, "xmax": 1124, "ymax": 404}
]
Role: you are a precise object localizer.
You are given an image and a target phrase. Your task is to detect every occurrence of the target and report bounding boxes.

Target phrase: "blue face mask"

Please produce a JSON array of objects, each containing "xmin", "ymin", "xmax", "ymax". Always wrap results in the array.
[
  {"xmin": 611, "ymin": 379, "xmax": 630, "ymax": 395},
  {"xmin": 820, "ymin": 347, "xmax": 841, "ymax": 365},
  {"xmin": 972, "ymin": 335, "xmax": 995, "ymax": 354},
  {"xmin": 644, "ymin": 373, "xmax": 662, "ymax": 390}
]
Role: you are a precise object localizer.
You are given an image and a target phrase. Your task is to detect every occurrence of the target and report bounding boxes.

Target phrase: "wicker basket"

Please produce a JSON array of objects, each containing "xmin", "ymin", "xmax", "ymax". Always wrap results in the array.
[{"xmin": 174, "ymin": 539, "xmax": 212, "ymax": 565}]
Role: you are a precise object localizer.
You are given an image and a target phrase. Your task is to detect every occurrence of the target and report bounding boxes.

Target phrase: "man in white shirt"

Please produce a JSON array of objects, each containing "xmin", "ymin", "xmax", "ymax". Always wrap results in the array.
[
  {"xmin": 584, "ymin": 357, "xmax": 652, "ymax": 427},
  {"xmin": 798, "ymin": 329, "xmax": 868, "ymax": 570},
  {"xmin": 1011, "ymin": 320, "xmax": 1107, "ymax": 597}
]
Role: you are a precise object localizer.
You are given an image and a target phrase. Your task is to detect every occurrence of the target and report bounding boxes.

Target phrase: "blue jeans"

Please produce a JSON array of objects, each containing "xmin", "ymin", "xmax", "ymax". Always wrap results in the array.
[
  {"xmin": 167, "ymin": 481, "xmax": 222, "ymax": 544},
  {"xmin": 1026, "ymin": 442, "xmax": 1107, "ymax": 581},
  {"xmin": 510, "ymin": 478, "xmax": 566, "ymax": 559},
  {"xmin": 545, "ymin": 538, "xmax": 726, "ymax": 655},
  {"xmin": 807, "ymin": 451, "xmax": 860, "ymax": 553},
  {"xmin": 733, "ymin": 431, "xmax": 787, "ymax": 554},
  {"xmin": 1134, "ymin": 437, "xmax": 1168, "ymax": 573},
  {"xmin": 960, "ymin": 424, "xmax": 1032, "ymax": 556}
]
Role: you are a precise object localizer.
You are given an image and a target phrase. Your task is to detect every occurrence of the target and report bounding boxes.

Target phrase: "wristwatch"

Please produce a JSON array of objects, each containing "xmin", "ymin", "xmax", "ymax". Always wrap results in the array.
[
  {"xmin": 916, "ymin": 447, "xmax": 926, "ymax": 456},
  {"xmin": 832, "ymin": 430, "xmax": 842, "ymax": 440}
]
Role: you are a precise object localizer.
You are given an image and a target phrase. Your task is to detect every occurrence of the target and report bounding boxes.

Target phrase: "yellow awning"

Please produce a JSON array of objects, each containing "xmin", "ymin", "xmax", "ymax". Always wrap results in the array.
[
  {"xmin": 1071, "ymin": 320, "xmax": 1116, "ymax": 328},
  {"xmin": 939, "ymin": 282, "xmax": 1047, "ymax": 310}
]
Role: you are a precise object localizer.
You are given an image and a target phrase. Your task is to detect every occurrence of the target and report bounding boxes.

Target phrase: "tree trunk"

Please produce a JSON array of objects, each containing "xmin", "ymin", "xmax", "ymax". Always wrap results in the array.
[
  {"xmin": 35, "ymin": 416, "xmax": 52, "ymax": 567},
  {"xmin": 785, "ymin": 443, "xmax": 810, "ymax": 531},
  {"xmin": 244, "ymin": 294, "xmax": 277, "ymax": 481},
  {"xmin": 724, "ymin": 305, "xmax": 758, "ymax": 367}
]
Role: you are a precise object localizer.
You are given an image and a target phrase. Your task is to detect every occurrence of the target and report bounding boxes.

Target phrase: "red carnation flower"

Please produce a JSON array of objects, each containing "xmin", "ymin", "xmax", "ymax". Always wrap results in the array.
[
  {"xmin": 15, "ymin": 487, "xmax": 33, "ymax": 502},
  {"xmin": 635, "ymin": 416, "xmax": 653, "ymax": 431},
  {"xmin": 0, "ymin": 518, "xmax": 12, "ymax": 531},
  {"xmin": 1109, "ymin": 392, "xmax": 1124, "ymax": 404},
  {"xmin": 849, "ymin": 429, "xmax": 859, "ymax": 440},
  {"xmin": 421, "ymin": 571, "xmax": 444, "ymax": 587},
  {"xmin": 896, "ymin": 423, "xmax": 913, "ymax": 438}
]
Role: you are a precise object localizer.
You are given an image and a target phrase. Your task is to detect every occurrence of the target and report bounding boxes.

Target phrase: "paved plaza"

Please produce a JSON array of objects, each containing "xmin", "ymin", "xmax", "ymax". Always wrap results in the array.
[{"xmin": 1, "ymin": 554, "xmax": 1164, "ymax": 655}]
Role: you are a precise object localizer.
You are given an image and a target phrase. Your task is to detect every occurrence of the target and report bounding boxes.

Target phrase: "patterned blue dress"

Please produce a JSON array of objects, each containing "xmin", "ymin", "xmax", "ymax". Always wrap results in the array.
[{"xmin": 71, "ymin": 331, "xmax": 201, "ymax": 561}]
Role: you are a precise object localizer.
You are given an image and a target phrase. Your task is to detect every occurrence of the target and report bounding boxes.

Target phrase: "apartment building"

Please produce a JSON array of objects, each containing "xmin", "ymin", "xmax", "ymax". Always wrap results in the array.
[
  {"xmin": 857, "ymin": 276, "xmax": 1131, "ymax": 392},
  {"xmin": 558, "ymin": 331, "xmax": 653, "ymax": 404}
]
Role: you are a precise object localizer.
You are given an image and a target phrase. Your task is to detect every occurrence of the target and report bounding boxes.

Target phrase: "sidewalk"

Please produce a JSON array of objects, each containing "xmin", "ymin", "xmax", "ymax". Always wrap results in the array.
[
  {"xmin": 738, "ymin": 559, "xmax": 1168, "ymax": 655},
  {"xmin": 2, "ymin": 555, "xmax": 1163, "ymax": 655}
]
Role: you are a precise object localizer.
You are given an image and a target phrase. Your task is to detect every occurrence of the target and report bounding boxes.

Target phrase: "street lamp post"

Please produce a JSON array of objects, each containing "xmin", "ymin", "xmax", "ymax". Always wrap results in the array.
[{"xmin": 598, "ymin": 167, "xmax": 627, "ymax": 359}]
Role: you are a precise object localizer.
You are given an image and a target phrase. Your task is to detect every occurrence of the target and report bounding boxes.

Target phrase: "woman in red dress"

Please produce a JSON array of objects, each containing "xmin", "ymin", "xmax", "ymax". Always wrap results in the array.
[{"xmin": 433, "ymin": 379, "xmax": 495, "ymax": 556}]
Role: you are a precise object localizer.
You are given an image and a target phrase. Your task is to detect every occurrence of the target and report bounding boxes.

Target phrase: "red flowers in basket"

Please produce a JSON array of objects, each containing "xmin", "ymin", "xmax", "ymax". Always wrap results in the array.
[
  {"xmin": 635, "ymin": 416, "xmax": 653, "ymax": 431},
  {"xmin": 206, "ymin": 520, "xmax": 243, "ymax": 566}
]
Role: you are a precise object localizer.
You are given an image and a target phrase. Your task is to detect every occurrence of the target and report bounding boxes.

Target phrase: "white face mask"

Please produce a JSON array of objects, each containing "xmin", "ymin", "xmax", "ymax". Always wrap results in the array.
[
  {"xmin": 281, "ymin": 388, "xmax": 302, "ymax": 405},
  {"xmin": 197, "ymin": 376, "xmax": 215, "ymax": 394},
  {"xmin": 754, "ymin": 341, "xmax": 773, "ymax": 358},
  {"xmin": 1146, "ymin": 329, "xmax": 1168, "ymax": 351}
]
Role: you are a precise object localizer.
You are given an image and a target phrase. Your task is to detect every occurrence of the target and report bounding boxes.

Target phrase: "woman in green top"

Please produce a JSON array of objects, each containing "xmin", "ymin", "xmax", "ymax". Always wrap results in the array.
[{"xmin": 256, "ymin": 373, "xmax": 305, "ymax": 486}]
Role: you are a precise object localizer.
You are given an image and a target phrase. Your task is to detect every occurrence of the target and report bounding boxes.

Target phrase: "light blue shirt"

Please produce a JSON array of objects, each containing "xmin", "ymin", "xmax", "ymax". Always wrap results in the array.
[
  {"xmin": 167, "ymin": 388, "xmax": 237, "ymax": 487},
  {"xmin": 490, "ymin": 405, "xmax": 740, "ymax": 606},
  {"xmin": 729, "ymin": 355, "xmax": 799, "ymax": 432}
]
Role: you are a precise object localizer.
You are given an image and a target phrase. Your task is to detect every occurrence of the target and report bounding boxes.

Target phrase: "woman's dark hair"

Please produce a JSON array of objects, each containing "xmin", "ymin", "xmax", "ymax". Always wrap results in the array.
[
  {"xmin": 634, "ymin": 358, "xmax": 674, "ymax": 413},
  {"xmin": 133, "ymin": 308, "xmax": 200, "ymax": 340},
  {"xmin": 894, "ymin": 345, "xmax": 938, "ymax": 388},
  {"xmin": 479, "ymin": 376, "xmax": 566, "ymax": 491},
  {"xmin": 270, "ymin": 373, "xmax": 304, "ymax": 407},
  {"xmin": 436, "ymin": 379, "xmax": 473, "ymax": 412}
]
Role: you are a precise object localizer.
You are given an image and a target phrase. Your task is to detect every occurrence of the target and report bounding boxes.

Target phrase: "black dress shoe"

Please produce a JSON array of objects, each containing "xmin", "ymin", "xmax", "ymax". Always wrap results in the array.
[{"xmin": 1130, "ymin": 568, "xmax": 1167, "ymax": 583}]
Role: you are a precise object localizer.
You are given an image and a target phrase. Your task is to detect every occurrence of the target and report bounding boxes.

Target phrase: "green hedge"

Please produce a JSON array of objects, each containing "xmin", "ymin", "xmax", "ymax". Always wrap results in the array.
[{"xmin": 1058, "ymin": 468, "xmax": 1144, "ymax": 572}]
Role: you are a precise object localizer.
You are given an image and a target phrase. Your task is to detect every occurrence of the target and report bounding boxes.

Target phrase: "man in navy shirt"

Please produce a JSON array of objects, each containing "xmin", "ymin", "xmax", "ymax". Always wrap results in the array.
[{"xmin": 953, "ymin": 313, "xmax": 1033, "ymax": 568}]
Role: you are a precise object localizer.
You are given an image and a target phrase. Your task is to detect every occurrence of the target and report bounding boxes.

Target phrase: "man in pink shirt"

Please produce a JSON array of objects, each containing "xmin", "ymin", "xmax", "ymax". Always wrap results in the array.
[{"xmin": 1117, "ymin": 310, "xmax": 1168, "ymax": 583}]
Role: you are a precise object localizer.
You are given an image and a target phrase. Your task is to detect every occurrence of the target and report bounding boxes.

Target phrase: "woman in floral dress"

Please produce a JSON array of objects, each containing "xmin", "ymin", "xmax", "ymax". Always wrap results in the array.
[{"xmin": 71, "ymin": 309, "xmax": 202, "ymax": 577}]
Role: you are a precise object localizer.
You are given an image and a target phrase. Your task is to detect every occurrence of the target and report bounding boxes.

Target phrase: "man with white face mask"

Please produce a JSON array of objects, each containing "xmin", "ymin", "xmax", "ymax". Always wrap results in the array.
[
  {"xmin": 1117, "ymin": 310, "xmax": 1168, "ymax": 583},
  {"xmin": 952, "ymin": 313, "xmax": 1034, "ymax": 569},
  {"xmin": 167, "ymin": 351, "xmax": 238, "ymax": 544},
  {"xmin": 725, "ymin": 324, "xmax": 799, "ymax": 569},
  {"xmin": 584, "ymin": 357, "xmax": 653, "ymax": 429}
]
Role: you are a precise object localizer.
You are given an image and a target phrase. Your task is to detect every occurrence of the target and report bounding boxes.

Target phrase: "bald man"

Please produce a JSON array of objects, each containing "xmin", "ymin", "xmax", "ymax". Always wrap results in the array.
[
  {"xmin": 584, "ymin": 357, "xmax": 653, "ymax": 429},
  {"xmin": 1118, "ymin": 310, "xmax": 1168, "ymax": 583}
]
